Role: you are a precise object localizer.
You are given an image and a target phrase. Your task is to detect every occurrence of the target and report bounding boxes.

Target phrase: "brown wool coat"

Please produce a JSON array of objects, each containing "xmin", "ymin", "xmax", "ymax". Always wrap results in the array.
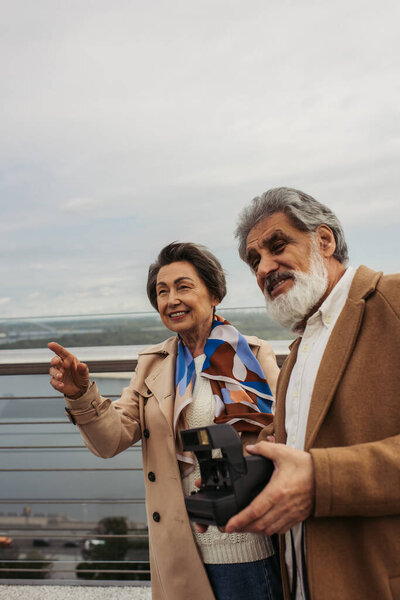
[
  {"xmin": 274, "ymin": 266, "xmax": 400, "ymax": 600},
  {"xmin": 65, "ymin": 335, "xmax": 279, "ymax": 600}
]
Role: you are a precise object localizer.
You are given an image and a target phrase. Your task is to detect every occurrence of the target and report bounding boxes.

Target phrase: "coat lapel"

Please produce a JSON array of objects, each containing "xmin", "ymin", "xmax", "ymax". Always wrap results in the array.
[
  {"xmin": 139, "ymin": 338, "xmax": 177, "ymax": 433},
  {"xmin": 304, "ymin": 298, "xmax": 364, "ymax": 449},
  {"xmin": 304, "ymin": 266, "xmax": 382, "ymax": 450},
  {"xmin": 145, "ymin": 352, "xmax": 176, "ymax": 432}
]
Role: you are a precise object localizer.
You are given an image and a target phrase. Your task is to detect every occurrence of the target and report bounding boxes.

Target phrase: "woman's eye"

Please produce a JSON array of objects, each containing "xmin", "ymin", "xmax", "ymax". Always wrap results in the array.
[{"xmin": 157, "ymin": 289, "xmax": 167, "ymax": 296}]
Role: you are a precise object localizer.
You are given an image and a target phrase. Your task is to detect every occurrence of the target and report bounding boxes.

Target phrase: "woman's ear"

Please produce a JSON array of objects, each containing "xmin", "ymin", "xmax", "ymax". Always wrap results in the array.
[
  {"xmin": 316, "ymin": 225, "xmax": 336, "ymax": 258},
  {"xmin": 211, "ymin": 294, "xmax": 219, "ymax": 308}
]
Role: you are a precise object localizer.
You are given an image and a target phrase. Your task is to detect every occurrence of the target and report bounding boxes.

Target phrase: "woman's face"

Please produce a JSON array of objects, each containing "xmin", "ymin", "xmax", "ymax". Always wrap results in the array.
[{"xmin": 156, "ymin": 261, "xmax": 217, "ymax": 338}]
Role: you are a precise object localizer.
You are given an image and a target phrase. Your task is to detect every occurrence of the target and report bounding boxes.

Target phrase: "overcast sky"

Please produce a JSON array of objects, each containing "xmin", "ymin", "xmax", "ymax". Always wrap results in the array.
[{"xmin": 1, "ymin": 0, "xmax": 400, "ymax": 318}]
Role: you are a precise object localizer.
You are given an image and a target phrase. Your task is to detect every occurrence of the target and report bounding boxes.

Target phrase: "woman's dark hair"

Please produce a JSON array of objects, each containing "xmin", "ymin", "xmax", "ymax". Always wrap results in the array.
[{"xmin": 147, "ymin": 242, "xmax": 227, "ymax": 311}]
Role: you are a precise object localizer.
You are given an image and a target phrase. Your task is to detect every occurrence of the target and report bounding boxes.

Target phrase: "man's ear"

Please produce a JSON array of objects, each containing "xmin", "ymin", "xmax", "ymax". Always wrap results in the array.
[{"xmin": 316, "ymin": 225, "xmax": 336, "ymax": 258}]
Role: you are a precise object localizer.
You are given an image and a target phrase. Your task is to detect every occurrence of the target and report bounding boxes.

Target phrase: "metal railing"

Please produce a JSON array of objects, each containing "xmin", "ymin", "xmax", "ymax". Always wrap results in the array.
[
  {"xmin": 0, "ymin": 342, "xmax": 289, "ymax": 586},
  {"xmin": 0, "ymin": 346, "xmax": 151, "ymax": 585}
]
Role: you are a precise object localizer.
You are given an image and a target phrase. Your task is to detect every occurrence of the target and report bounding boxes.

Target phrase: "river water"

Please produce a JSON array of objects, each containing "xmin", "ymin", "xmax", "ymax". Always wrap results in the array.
[{"xmin": 0, "ymin": 372, "xmax": 147, "ymax": 527}]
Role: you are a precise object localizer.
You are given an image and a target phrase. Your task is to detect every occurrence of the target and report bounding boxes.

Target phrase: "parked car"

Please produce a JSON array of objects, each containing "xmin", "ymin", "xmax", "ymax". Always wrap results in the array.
[
  {"xmin": 33, "ymin": 538, "xmax": 50, "ymax": 547},
  {"xmin": 63, "ymin": 540, "xmax": 79, "ymax": 548}
]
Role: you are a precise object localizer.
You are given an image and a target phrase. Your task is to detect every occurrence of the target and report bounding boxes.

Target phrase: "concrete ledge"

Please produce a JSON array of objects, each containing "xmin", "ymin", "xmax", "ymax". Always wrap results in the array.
[{"xmin": 0, "ymin": 584, "xmax": 151, "ymax": 599}]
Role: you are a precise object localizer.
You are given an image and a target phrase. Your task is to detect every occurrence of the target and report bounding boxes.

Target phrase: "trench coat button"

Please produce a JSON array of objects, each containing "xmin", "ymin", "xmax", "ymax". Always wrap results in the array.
[
  {"xmin": 143, "ymin": 428, "xmax": 150, "ymax": 438},
  {"xmin": 152, "ymin": 512, "xmax": 160, "ymax": 522},
  {"xmin": 148, "ymin": 471, "xmax": 156, "ymax": 482},
  {"xmin": 146, "ymin": 389, "xmax": 151, "ymax": 395}
]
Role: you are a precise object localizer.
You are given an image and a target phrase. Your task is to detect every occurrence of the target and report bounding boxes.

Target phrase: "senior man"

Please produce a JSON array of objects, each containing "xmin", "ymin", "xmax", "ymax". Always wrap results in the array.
[{"xmin": 226, "ymin": 187, "xmax": 400, "ymax": 600}]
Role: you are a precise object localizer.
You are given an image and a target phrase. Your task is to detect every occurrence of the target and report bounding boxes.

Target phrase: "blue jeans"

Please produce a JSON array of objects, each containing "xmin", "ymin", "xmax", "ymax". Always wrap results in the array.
[{"xmin": 205, "ymin": 554, "xmax": 283, "ymax": 600}]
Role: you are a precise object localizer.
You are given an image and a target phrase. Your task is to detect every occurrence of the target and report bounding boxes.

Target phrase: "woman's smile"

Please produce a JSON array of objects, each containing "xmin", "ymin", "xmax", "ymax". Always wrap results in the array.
[{"xmin": 168, "ymin": 309, "xmax": 190, "ymax": 321}]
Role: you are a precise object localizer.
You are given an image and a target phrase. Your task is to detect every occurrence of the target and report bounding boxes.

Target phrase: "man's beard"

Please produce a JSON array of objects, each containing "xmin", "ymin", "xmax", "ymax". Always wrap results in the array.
[{"xmin": 264, "ymin": 239, "xmax": 328, "ymax": 331}]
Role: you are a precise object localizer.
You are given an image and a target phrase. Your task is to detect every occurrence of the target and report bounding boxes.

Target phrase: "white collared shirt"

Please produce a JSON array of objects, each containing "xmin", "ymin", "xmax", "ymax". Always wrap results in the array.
[{"xmin": 284, "ymin": 266, "xmax": 355, "ymax": 599}]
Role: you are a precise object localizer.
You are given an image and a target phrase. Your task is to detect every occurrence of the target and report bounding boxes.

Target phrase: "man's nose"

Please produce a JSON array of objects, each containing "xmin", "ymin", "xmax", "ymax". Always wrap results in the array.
[
  {"xmin": 258, "ymin": 253, "xmax": 279, "ymax": 277},
  {"xmin": 256, "ymin": 254, "xmax": 279, "ymax": 287}
]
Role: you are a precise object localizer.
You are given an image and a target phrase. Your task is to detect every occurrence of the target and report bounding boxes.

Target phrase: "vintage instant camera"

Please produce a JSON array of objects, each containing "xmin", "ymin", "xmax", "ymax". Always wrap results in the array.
[{"xmin": 181, "ymin": 423, "xmax": 274, "ymax": 527}]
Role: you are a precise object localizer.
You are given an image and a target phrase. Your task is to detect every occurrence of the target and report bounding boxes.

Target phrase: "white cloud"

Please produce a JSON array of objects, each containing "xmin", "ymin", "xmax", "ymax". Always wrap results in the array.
[
  {"xmin": 1, "ymin": 0, "xmax": 400, "ymax": 317},
  {"xmin": 63, "ymin": 197, "xmax": 103, "ymax": 214}
]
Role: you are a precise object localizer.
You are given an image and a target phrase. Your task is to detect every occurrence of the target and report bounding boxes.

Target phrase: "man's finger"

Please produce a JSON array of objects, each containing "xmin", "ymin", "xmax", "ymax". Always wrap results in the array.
[
  {"xmin": 225, "ymin": 488, "xmax": 273, "ymax": 533},
  {"xmin": 246, "ymin": 440, "xmax": 285, "ymax": 462}
]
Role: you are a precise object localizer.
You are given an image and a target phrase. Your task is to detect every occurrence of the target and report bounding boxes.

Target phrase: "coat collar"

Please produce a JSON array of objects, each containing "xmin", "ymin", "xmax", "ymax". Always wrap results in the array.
[
  {"xmin": 276, "ymin": 265, "xmax": 382, "ymax": 448},
  {"xmin": 133, "ymin": 337, "xmax": 178, "ymax": 432},
  {"xmin": 135, "ymin": 334, "xmax": 264, "ymax": 433}
]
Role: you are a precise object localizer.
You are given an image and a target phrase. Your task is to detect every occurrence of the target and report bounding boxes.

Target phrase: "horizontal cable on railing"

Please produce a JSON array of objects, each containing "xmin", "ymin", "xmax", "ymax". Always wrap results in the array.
[
  {"xmin": 0, "ymin": 568, "xmax": 150, "ymax": 574},
  {"xmin": 0, "ymin": 421, "xmax": 74, "ymax": 425},
  {"xmin": 0, "ymin": 560, "xmax": 150, "ymax": 564},
  {"xmin": 0, "ymin": 467, "xmax": 142, "ymax": 472},
  {"xmin": 0, "ymin": 533, "xmax": 148, "ymax": 539},
  {"xmin": 0, "ymin": 395, "xmax": 122, "ymax": 401},
  {"xmin": 7, "ymin": 431, "xmax": 91, "ymax": 435},
  {"xmin": 0, "ymin": 498, "xmax": 144, "ymax": 504},
  {"xmin": 0, "ymin": 445, "xmax": 140, "ymax": 450}
]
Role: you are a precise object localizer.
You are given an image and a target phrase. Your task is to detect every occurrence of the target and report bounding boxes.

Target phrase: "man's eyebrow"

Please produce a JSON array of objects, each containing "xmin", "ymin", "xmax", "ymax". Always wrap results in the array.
[
  {"xmin": 262, "ymin": 230, "xmax": 291, "ymax": 246},
  {"xmin": 156, "ymin": 276, "xmax": 194, "ymax": 288},
  {"xmin": 246, "ymin": 229, "xmax": 290, "ymax": 255}
]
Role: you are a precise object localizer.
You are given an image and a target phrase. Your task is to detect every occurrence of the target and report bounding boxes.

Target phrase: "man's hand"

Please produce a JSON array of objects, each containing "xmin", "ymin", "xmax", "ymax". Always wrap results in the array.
[
  {"xmin": 48, "ymin": 342, "xmax": 90, "ymax": 398},
  {"xmin": 225, "ymin": 441, "xmax": 314, "ymax": 536}
]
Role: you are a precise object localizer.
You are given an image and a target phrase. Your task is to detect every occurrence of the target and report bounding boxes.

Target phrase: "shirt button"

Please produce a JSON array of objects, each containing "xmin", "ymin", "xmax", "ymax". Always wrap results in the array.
[
  {"xmin": 148, "ymin": 472, "xmax": 156, "ymax": 482},
  {"xmin": 153, "ymin": 512, "xmax": 160, "ymax": 522},
  {"xmin": 143, "ymin": 428, "xmax": 150, "ymax": 438},
  {"xmin": 302, "ymin": 345, "xmax": 308, "ymax": 353}
]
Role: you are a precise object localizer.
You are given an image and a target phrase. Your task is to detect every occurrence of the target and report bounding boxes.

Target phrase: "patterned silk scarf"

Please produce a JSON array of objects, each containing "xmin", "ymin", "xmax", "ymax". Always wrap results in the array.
[{"xmin": 174, "ymin": 315, "xmax": 274, "ymax": 474}]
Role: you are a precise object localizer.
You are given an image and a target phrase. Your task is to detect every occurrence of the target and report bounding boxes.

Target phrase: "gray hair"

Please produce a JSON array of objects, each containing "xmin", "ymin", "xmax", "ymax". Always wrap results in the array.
[
  {"xmin": 147, "ymin": 242, "xmax": 226, "ymax": 311},
  {"xmin": 235, "ymin": 187, "xmax": 349, "ymax": 266}
]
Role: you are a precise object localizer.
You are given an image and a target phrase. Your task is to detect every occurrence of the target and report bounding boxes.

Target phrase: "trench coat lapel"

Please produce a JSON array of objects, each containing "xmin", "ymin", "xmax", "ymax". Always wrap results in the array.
[
  {"xmin": 304, "ymin": 265, "xmax": 382, "ymax": 450},
  {"xmin": 143, "ymin": 341, "xmax": 177, "ymax": 433}
]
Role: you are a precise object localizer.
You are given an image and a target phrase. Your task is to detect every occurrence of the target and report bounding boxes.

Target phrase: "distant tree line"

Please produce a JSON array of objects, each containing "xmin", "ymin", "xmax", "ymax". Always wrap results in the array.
[{"xmin": 0, "ymin": 310, "xmax": 292, "ymax": 350}]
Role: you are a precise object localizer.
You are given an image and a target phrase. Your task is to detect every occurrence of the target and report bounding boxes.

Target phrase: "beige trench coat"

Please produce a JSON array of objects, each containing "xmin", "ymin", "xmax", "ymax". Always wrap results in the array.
[
  {"xmin": 65, "ymin": 335, "xmax": 279, "ymax": 600},
  {"xmin": 274, "ymin": 266, "xmax": 400, "ymax": 600}
]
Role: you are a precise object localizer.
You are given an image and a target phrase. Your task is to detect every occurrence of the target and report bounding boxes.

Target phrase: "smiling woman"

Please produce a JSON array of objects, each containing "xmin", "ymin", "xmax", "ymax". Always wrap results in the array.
[{"xmin": 48, "ymin": 242, "xmax": 282, "ymax": 600}]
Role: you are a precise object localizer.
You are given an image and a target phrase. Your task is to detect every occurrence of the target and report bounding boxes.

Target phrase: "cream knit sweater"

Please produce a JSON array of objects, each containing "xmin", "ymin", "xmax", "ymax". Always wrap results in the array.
[{"xmin": 181, "ymin": 354, "xmax": 274, "ymax": 564}]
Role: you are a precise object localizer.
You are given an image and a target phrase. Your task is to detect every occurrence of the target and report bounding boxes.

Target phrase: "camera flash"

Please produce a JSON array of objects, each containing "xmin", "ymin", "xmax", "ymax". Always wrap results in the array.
[{"xmin": 198, "ymin": 429, "xmax": 210, "ymax": 445}]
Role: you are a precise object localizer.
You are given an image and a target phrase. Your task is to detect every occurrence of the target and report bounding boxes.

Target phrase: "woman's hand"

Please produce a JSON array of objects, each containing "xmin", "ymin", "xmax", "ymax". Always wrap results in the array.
[{"xmin": 48, "ymin": 342, "xmax": 90, "ymax": 398}]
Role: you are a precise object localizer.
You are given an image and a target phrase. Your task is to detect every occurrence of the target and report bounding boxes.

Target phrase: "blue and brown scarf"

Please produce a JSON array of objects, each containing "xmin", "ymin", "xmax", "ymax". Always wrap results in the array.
[{"xmin": 174, "ymin": 315, "xmax": 274, "ymax": 473}]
